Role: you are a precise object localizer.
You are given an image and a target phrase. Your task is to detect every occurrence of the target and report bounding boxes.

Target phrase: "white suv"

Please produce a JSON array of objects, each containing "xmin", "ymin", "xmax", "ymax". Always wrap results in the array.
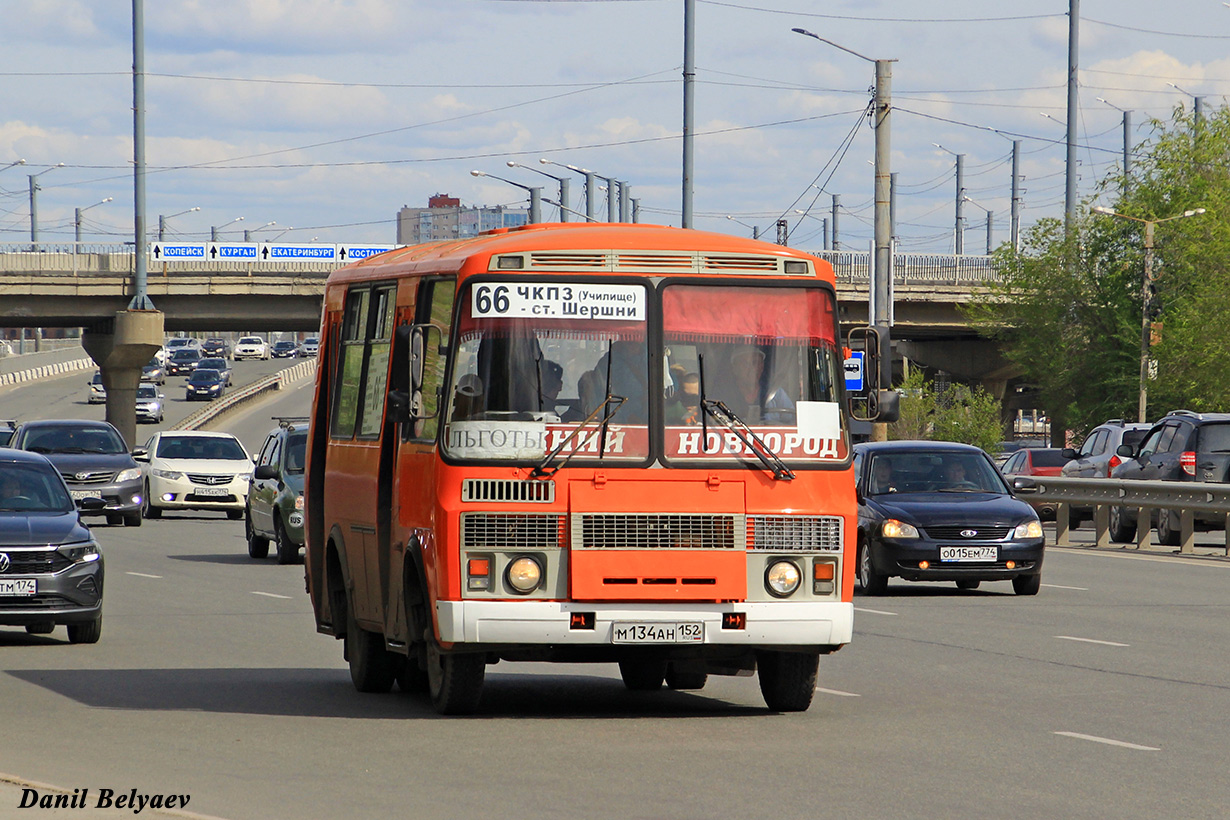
[{"xmin": 233, "ymin": 336, "xmax": 270, "ymax": 360}]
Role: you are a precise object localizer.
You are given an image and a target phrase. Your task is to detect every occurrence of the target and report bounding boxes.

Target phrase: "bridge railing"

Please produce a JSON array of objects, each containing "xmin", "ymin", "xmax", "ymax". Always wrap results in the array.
[{"xmin": 813, "ymin": 249, "xmax": 1001, "ymax": 287}]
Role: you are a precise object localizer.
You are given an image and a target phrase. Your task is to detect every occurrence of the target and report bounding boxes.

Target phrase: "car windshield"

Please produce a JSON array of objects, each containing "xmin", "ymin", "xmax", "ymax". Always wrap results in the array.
[
  {"xmin": 22, "ymin": 425, "xmax": 127, "ymax": 455},
  {"xmin": 189, "ymin": 370, "xmax": 221, "ymax": 384},
  {"xmin": 199, "ymin": 358, "xmax": 226, "ymax": 369},
  {"xmin": 137, "ymin": 385, "xmax": 158, "ymax": 399},
  {"xmin": 156, "ymin": 435, "xmax": 247, "ymax": 461},
  {"xmin": 0, "ymin": 463, "xmax": 74, "ymax": 513},
  {"xmin": 239, "ymin": 337, "xmax": 262, "ymax": 345},
  {"xmin": 90, "ymin": 372, "xmax": 103, "ymax": 385},
  {"xmin": 171, "ymin": 350, "xmax": 199, "ymax": 361},
  {"xmin": 866, "ymin": 451, "xmax": 1006, "ymax": 495}
]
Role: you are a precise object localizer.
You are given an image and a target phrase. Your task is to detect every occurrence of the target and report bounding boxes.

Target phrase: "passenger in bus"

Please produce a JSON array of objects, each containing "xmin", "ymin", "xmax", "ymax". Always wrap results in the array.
[
  {"xmin": 451, "ymin": 374, "xmax": 486, "ymax": 419},
  {"xmin": 665, "ymin": 372, "xmax": 701, "ymax": 425},
  {"xmin": 578, "ymin": 341, "xmax": 648, "ymax": 424},
  {"xmin": 727, "ymin": 344, "xmax": 793, "ymax": 423}
]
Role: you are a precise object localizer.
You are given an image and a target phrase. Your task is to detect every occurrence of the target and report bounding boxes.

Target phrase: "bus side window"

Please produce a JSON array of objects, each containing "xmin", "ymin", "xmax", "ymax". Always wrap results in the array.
[
  {"xmin": 330, "ymin": 289, "xmax": 370, "ymax": 439},
  {"xmin": 414, "ymin": 278, "xmax": 455, "ymax": 441}
]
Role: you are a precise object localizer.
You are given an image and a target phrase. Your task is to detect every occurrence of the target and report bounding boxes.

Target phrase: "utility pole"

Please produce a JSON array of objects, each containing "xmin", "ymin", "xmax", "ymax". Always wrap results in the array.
[
  {"xmin": 831, "ymin": 194, "xmax": 840, "ymax": 251},
  {"xmin": 681, "ymin": 0, "xmax": 695, "ymax": 228},
  {"xmin": 955, "ymin": 153, "xmax": 965, "ymax": 254},
  {"xmin": 1064, "ymin": 0, "xmax": 1079, "ymax": 235},
  {"xmin": 1011, "ymin": 140, "xmax": 1021, "ymax": 251}
]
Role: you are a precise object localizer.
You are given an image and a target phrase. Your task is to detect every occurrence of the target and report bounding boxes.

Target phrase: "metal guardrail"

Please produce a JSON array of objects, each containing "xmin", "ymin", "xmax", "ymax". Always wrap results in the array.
[
  {"xmin": 1018, "ymin": 475, "xmax": 1230, "ymax": 554},
  {"xmin": 174, "ymin": 360, "xmax": 317, "ymax": 431}
]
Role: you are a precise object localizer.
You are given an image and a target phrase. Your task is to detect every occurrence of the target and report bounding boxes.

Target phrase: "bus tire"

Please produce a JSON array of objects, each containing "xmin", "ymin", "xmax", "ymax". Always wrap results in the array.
[
  {"xmin": 665, "ymin": 664, "xmax": 707, "ymax": 690},
  {"xmin": 426, "ymin": 642, "xmax": 485, "ymax": 715},
  {"xmin": 618, "ymin": 659, "xmax": 667, "ymax": 691},
  {"xmin": 346, "ymin": 605, "xmax": 396, "ymax": 694},
  {"xmin": 756, "ymin": 650, "xmax": 818, "ymax": 712}
]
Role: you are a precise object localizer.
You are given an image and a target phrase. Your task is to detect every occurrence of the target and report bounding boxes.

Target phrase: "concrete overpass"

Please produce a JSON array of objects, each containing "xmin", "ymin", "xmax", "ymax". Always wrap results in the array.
[{"xmin": 0, "ymin": 242, "xmax": 1019, "ymax": 441}]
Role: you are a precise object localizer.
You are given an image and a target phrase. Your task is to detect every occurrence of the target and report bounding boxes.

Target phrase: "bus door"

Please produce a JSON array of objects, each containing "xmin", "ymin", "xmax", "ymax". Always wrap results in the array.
[{"xmin": 328, "ymin": 283, "xmax": 397, "ymax": 625}]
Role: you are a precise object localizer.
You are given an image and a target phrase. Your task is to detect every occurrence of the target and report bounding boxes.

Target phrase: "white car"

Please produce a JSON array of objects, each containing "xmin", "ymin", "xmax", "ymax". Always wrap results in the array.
[
  {"xmin": 86, "ymin": 371, "xmax": 106, "ymax": 404},
  {"xmin": 135, "ymin": 431, "xmax": 252, "ymax": 519},
  {"xmin": 233, "ymin": 336, "xmax": 270, "ymax": 360}
]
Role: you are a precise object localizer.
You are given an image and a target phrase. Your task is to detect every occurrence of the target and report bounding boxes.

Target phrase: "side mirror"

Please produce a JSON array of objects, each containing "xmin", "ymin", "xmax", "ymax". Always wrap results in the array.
[
  {"xmin": 874, "ymin": 390, "xmax": 900, "ymax": 423},
  {"xmin": 254, "ymin": 464, "xmax": 279, "ymax": 480},
  {"xmin": 1011, "ymin": 476, "xmax": 1038, "ymax": 494},
  {"xmin": 132, "ymin": 448, "xmax": 148, "ymax": 461},
  {"xmin": 1115, "ymin": 443, "xmax": 1135, "ymax": 458},
  {"xmin": 1061, "ymin": 447, "xmax": 1077, "ymax": 459}
]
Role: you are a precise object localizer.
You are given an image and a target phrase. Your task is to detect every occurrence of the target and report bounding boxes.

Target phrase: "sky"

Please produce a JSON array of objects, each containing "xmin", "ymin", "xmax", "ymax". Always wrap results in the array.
[{"xmin": 1, "ymin": 0, "xmax": 1229, "ymax": 252}]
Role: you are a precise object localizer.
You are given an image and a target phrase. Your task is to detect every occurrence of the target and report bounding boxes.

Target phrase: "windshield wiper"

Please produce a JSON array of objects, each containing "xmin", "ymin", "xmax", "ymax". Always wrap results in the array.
[
  {"xmin": 529, "ymin": 394, "xmax": 627, "ymax": 479},
  {"xmin": 696, "ymin": 353, "xmax": 794, "ymax": 482}
]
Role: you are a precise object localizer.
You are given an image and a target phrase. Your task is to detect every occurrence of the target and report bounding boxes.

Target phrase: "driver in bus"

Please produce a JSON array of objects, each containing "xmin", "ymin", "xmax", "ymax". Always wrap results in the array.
[{"xmin": 729, "ymin": 344, "xmax": 793, "ymax": 423}]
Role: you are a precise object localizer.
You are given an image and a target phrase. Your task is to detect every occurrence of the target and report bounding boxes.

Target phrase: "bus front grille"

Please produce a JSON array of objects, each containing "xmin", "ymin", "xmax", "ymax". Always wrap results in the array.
[
  {"xmin": 461, "ymin": 479, "xmax": 555, "ymax": 503},
  {"xmin": 748, "ymin": 515, "xmax": 843, "ymax": 552},
  {"xmin": 461, "ymin": 513, "xmax": 564, "ymax": 550},
  {"xmin": 573, "ymin": 513, "xmax": 743, "ymax": 550}
]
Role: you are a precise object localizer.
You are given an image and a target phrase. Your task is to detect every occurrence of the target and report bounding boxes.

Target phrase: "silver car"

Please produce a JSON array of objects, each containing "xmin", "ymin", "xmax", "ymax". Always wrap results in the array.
[{"xmin": 135, "ymin": 383, "xmax": 165, "ymax": 424}]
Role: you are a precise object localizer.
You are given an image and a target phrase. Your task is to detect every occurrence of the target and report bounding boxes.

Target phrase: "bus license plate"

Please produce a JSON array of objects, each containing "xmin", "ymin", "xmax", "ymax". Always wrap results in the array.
[
  {"xmin": 612, "ymin": 622, "xmax": 703, "ymax": 644},
  {"xmin": 940, "ymin": 546, "xmax": 997, "ymax": 562},
  {"xmin": 0, "ymin": 579, "xmax": 36, "ymax": 596}
]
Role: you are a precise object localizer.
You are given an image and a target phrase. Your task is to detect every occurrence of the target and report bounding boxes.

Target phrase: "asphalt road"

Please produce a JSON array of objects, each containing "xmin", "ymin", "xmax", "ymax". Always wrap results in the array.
[{"xmin": 2, "ymin": 372, "xmax": 1230, "ymax": 819}]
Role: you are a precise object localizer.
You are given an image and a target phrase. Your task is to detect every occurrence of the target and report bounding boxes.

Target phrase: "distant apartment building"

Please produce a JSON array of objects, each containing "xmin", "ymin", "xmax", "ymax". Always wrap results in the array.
[{"xmin": 396, "ymin": 194, "xmax": 529, "ymax": 245}]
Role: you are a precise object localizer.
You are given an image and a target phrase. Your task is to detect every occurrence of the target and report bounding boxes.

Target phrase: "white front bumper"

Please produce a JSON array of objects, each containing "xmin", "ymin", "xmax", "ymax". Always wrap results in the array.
[{"xmin": 435, "ymin": 600, "xmax": 853, "ymax": 647}]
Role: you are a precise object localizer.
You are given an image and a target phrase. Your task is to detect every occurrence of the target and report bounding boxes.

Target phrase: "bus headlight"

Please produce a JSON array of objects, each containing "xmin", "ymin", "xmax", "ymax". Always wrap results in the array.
[
  {"xmin": 505, "ymin": 556, "xmax": 543, "ymax": 594},
  {"xmin": 765, "ymin": 560, "xmax": 801, "ymax": 598}
]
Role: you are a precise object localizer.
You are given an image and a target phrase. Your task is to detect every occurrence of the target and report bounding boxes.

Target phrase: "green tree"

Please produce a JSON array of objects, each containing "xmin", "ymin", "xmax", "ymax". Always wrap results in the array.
[
  {"xmin": 967, "ymin": 105, "xmax": 1229, "ymax": 440},
  {"xmin": 889, "ymin": 370, "xmax": 1003, "ymax": 453}
]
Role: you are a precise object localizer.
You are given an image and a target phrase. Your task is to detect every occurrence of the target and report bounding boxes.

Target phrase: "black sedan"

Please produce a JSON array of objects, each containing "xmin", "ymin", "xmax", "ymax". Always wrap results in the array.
[
  {"xmin": 185, "ymin": 368, "xmax": 226, "ymax": 401},
  {"xmin": 854, "ymin": 441, "xmax": 1045, "ymax": 595}
]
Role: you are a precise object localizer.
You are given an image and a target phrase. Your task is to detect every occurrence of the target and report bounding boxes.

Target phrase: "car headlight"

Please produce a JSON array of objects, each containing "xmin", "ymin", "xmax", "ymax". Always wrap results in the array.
[
  {"xmin": 294, "ymin": 493, "xmax": 305, "ymax": 510},
  {"xmin": 153, "ymin": 468, "xmax": 182, "ymax": 480},
  {"xmin": 882, "ymin": 519, "xmax": 920, "ymax": 538},
  {"xmin": 505, "ymin": 556, "xmax": 543, "ymax": 593},
  {"xmin": 116, "ymin": 467, "xmax": 142, "ymax": 483},
  {"xmin": 1014, "ymin": 520, "xmax": 1044, "ymax": 539},
  {"xmin": 765, "ymin": 560, "xmax": 802, "ymax": 598},
  {"xmin": 58, "ymin": 539, "xmax": 101, "ymax": 563}
]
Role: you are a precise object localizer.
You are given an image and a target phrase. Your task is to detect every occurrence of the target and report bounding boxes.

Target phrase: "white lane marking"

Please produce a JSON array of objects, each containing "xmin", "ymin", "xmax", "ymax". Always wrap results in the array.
[
  {"xmin": 1054, "ymin": 731, "xmax": 1159, "ymax": 751},
  {"xmin": 1055, "ymin": 635, "xmax": 1130, "ymax": 647},
  {"xmin": 126, "ymin": 572, "xmax": 162, "ymax": 579},
  {"xmin": 854, "ymin": 606, "xmax": 898, "ymax": 616},
  {"xmin": 815, "ymin": 687, "xmax": 860, "ymax": 697},
  {"xmin": 1042, "ymin": 583, "xmax": 1088, "ymax": 590},
  {"xmin": 1061, "ymin": 549, "xmax": 1230, "ymax": 569},
  {"xmin": 251, "ymin": 591, "xmax": 292, "ymax": 600}
]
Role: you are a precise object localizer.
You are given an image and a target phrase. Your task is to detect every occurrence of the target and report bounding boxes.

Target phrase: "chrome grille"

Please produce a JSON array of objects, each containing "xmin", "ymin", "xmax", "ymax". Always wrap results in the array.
[
  {"xmin": 575, "ymin": 514, "xmax": 742, "ymax": 550},
  {"xmin": 61, "ymin": 471, "xmax": 114, "ymax": 485},
  {"xmin": 461, "ymin": 479, "xmax": 555, "ymax": 503},
  {"xmin": 461, "ymin": 513, "xmax": 564, "ymax": 550},
  {"xmin": 187, "ymin": 473, "xmax": 233, "ymax": 486},
  {"xmin": 924, "ymin": 525, "xmax": 1012, "ymax": 541},
  {"xmin": 749, "ymin": 515, "xmax": 843, "ymax": 552}
]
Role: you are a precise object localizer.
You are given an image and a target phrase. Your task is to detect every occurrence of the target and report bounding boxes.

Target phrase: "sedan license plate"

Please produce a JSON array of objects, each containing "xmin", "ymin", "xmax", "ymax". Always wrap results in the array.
[
  {"xmin": 69, "ymin": 490, "xmax": 97, "ymax": 501},
  {"xmin": 0, "ymin": 579, "xmax": 36, "ymax": 596},
  {"xmin": 194, "ymin": 487, "xmax": 229, "ymax": 497},
  {"xmin": 940, "ymin": 546, "xmax": 998, "ymax": 562},
  {"xmin": 612, "ymin": 622, "xmax": 703, "ymax": 644}
]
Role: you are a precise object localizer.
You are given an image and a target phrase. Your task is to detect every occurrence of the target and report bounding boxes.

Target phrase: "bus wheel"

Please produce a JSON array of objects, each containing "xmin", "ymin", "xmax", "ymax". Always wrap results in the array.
[
  {"xmin": 618, "ymin": 659, "xmax": 667, "ymax": 691},
  {"xmin": 346, "ymin": 606, "xmax": 396, "ymax": 693},
  {"xmin": 426, "ymin": 642, "xmax": 485, "ymax": 715},
  {"xmin": 756, "ymin": 650, "xmax": 818, "ymax": 712},
  {"xmin": 665, "ymin": 664, "xmax": 707, "ymax": 691}
]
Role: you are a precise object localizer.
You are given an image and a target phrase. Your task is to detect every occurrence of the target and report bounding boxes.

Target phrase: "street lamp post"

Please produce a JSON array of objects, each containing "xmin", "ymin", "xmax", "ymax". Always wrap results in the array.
[
  {"xmin": 28, "ymin": 163, "xmax": 64, "ymax": 246},
  {"xmin": 1096, "ymin": 97, "xmax": 1133, "ymax": 193},
  {"xmin": 794, "ymin": 27, "xmax": 894, "ymax": 439},
  {"xmin": 157, "ymin": 206, "xmax": 200, "ymax": 241},
  {"xmin": 244, "ymin": 221, "xmax": 277, "ymax": 242},
  {"xmin": 509, "ymin": 161, "xmax": 570, "ymax": 222},
  {"xmin": 75, "ymin": 197, "xmax": 114, "ymax": 243},
  {"xmin": 1092, "ymin": 205, "xmax": 1206, "ymax": 422},
  {"xmin": 962, "ymin": 197, "xmax": 994, "ymax": 255},
  {"xmin": 211, "ymin": 216, "xmax": 244, "ymax": 241},
  {"xmin": 541, "ymin": 159, "xmax": 600, "ymax": 222},
  {"xmin": 471, "ymin": 170, "xmax": 542, "ymax": 224},
  {"xmin": 726, "ymin": 215, "xmax": 760, "ymax": 239},
  {"xmin": 934, "ymin": 144, "xmax": 965, "ymax": 254}
]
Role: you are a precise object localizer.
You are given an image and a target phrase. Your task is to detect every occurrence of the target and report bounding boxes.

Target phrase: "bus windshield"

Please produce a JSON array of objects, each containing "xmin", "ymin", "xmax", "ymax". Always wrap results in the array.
[
  {"xmin": 439, "ymin": 280, "xmax": 846, "ymax": 466},
  {"xmin": 661, "ymin": 283, "xmax": 848, "ymax": 465},
  {"xmin": 442, "ymin": 281, "xmax": 651, "ymax": 462}
]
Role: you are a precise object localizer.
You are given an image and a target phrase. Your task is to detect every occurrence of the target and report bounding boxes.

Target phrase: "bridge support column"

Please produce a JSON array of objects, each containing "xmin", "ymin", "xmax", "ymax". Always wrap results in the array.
[{"xmin": 82, "ymin": 310, "xmax": 164, "ymax": 449}]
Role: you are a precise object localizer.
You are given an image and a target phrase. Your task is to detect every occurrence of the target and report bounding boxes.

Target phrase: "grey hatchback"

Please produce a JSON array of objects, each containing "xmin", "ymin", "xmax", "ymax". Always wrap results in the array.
[
  {"xmin": 9, "ymin": 419, "xmax": 144, "ymax": 527},
  {"xmin": 0, "ymin": 449, "xmax": 105, "ymax": 642}
]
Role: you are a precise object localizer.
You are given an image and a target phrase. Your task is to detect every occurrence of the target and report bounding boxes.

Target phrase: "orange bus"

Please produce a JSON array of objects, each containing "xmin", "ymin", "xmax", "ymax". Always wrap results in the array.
[{"xmin": 304, "ymin": 223, "xmax": 892, "ymax": 714}]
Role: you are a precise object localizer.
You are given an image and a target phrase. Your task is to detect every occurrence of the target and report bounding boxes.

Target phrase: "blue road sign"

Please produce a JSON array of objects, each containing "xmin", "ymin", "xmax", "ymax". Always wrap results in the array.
[
  {"xmin": 258, "ymin": 243, "xmax": 338, "ymax": 262},
  {"xmin": 844, "ymin": 352, "xmax": 865, "ymax": 392},
  {"xmin": 207, "ymin": 242, "xmax": 258, "ymax": 260},
  {"xmin": 338, "ymin": 244, "xmax": 396, "ymax": 262},
  {"xmin": 149, "ymin": 242, "xmax": 206, "ymax": 260}
]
